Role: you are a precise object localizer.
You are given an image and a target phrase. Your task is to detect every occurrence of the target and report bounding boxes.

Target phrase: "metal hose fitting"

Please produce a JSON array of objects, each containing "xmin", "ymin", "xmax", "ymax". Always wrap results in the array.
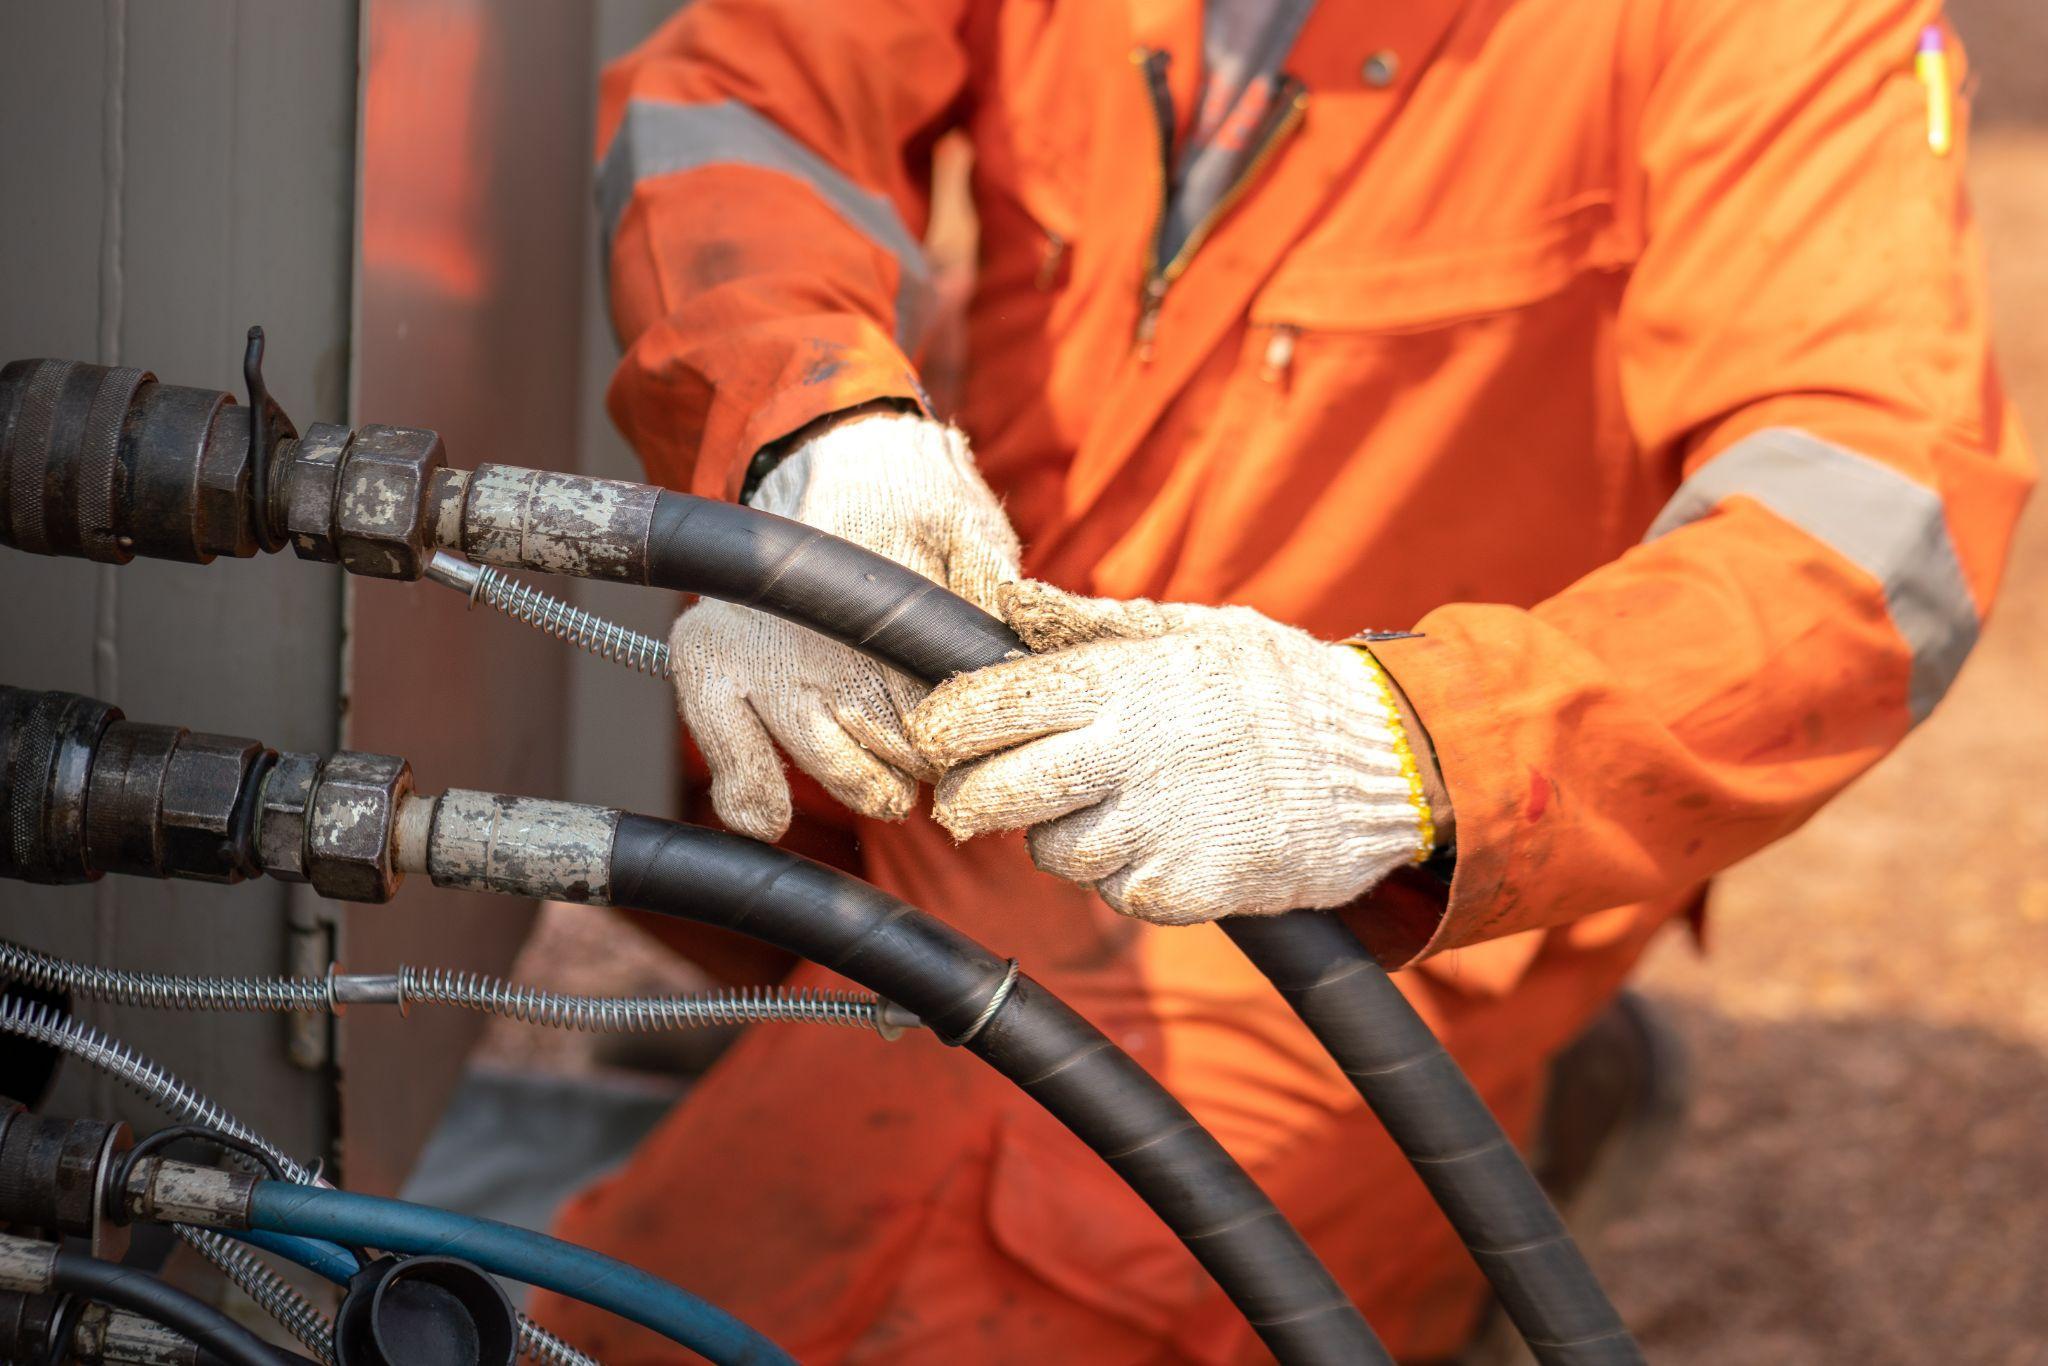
[
  {"xmin": 427, "ymin": 552, "xmax": 671, "ymax": 678},
  {"xmin": 0, "ymin": 998, "xmax": 597, "ymax": 1366},
  {"xmin": 0, "ymin": 999, "xmax": 335, "ymax": 1357}
]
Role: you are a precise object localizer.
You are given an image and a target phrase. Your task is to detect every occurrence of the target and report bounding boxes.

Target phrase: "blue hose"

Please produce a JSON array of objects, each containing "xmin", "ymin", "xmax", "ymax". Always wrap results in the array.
[
  {"xmin": 231, "ymin": 1228, "xmax": 362, "ymax": 1285},
  {"xmin": 246, "ymin": 1181, "xmax": 793, "ymax": 1365}
]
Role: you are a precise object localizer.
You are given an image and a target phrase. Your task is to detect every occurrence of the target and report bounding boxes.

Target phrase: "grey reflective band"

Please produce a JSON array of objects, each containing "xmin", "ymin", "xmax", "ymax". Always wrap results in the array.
[
  {"xmin": 1646, "ymin": 427, "xmax": 1978, "ymax": 722},
  {"xmin": 597, "ymin": 99, "xmax": 935, "ymax": 353}
]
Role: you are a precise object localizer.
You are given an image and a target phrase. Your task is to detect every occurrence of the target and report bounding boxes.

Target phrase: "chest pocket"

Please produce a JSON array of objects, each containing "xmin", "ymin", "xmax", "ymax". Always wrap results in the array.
[{"xmin": 1252, "ymin": 190, "xmax": 1635, "ymax": 334}]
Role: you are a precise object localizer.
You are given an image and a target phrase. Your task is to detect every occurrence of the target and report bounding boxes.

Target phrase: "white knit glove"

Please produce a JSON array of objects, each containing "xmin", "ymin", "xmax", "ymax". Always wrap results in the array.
[
  {"xmin": 907, "ymin": 581, "xmax": 1429, "ymax": 924},
  {"xmin": 670, "ymin": 412, "xmax": 1021, "ymax": 840}
]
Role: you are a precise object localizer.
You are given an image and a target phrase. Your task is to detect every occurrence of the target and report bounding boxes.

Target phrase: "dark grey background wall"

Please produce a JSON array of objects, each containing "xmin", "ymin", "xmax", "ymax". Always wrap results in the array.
[
  {"xmin": 0, "ymin": 0, "xmax": 359, "ymax": 1167},
  {"xmin": 0, "ymin": 0, "xmax": 681, "ymax": 1190}
]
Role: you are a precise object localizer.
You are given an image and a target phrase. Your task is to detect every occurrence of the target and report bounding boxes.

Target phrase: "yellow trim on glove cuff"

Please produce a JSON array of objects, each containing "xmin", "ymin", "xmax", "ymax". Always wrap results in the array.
[{"xmin": 1348, "ymin": 645, "xmax": 1436, "ymax": 866}]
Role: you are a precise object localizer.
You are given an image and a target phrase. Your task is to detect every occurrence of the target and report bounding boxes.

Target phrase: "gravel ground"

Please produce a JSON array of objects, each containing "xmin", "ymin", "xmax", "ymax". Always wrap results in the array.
[{"xmin": 486, "ymin": 62, "xmax": 2048, "ymax": 1366}]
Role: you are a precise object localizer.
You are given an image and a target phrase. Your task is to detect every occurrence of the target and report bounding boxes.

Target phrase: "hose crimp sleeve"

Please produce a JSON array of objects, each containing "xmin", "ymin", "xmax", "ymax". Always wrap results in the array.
[
  {"xmin": 422, "ymin": 792, "xmax": 619, "ymax": 905},
  {"xmin": 0, "ymin": 1234, "xmax": 58, "ymax": 1294}
]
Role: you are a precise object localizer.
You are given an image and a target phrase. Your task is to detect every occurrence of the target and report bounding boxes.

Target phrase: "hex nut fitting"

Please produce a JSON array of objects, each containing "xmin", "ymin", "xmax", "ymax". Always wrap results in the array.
[
  {"xmin": 306, "ymin": 751, "xmax": 413, "ymax": 903},
  {"xmin": 157, "ymin": 733, "xmax": 266, "ymax": 884},
  {"xmin": 333, "ymin": 424, "xmax": 447, "ymax": 580},
  {"xmin": 257, "ymin": 750, "xmax": 322, "ymax": 883},
  {"xmin": 281, "ymin": 422, "xmax": 351, "ymax": 564}
]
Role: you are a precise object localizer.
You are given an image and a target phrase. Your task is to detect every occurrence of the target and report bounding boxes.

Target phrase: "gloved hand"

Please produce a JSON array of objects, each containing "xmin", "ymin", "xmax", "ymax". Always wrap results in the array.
[
  {"xmin": 671, "ymin": 412, "xmax": 1021, "ymax": 840},
  {"xmin": 907, "ymin": 582, "xmax": 1433, "ymax": 924}
]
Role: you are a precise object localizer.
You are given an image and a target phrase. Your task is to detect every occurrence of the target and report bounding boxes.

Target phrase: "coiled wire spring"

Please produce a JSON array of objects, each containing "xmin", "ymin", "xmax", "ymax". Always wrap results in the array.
[
  {"xmin": 0, "ymin": 996, "xmax": 597, "ymax": 1366},
  {"xmin": 0, "ymin": 944, "xmax": 328, "ymax": 1014},
  {"xmin": 0, "ymin": 939, "xmax": 906, "ymax": 1036},
  {"xmin": 182, "ymin": 1227, "xmax": 342, "ymax": 1364},
  {"xmin": 402, "ymin": 968, "xmax": 888, "ymax": 1032},
  {"xmin": 428, "ymin": 552, "xmax": 671, "ymax": 678}
]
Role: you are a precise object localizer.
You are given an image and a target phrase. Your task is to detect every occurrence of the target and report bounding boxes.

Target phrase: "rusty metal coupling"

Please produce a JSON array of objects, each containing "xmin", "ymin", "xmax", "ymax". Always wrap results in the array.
[
  {"xmin": 282, "ymin": 422, "xmax": 449, "ymax": 579},
  {"xmin": 0, "ymin": 687, "xmax": 414, "ymax": 902},
  {"xmin": 0, "ymin": 1105, "xmax": 132, "ymax": 1262}
]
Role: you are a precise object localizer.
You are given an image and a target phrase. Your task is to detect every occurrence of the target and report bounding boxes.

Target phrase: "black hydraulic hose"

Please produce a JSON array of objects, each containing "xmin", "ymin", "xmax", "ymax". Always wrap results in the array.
[
  {"xmin": 48, "ymin": 1251, "xmax": 311, "ymax": 1366},
  {"xmin": 1221, "ymin": 914, "xmax": 1638, "ymax": 1363},
  {"xmin": 644, "ymin": 492, "xmax": 1022, "ymax": 679},
  {"xmin": 607, "ymin": 815, "xmax": 1385, "ymax": 1366},
  {"xmin": 641, "ymin": 490, "xmax": 1640, "ymax": 1364}
]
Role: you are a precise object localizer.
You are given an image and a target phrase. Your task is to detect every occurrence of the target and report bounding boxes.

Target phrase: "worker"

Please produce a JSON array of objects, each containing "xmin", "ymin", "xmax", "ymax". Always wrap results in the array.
[{"xmin": 536, "ymin": 0, "xmax": 2034, "ymax": 1360}]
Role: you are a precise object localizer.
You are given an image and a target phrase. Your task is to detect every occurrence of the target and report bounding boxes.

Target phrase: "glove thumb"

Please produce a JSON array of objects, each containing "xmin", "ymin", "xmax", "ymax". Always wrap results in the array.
[{"xmin": 997, "ymin": 580, "xmax": 1195, "ymax": 652}]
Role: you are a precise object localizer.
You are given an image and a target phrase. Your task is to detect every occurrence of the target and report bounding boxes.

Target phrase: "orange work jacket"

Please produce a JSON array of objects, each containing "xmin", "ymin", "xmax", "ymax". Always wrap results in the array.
[
  {"xmin": 560, "ymin": 3, "xmax": 2037, "ymax": 1358},
  {"xmin": 596, "ymin": 0, "xmax": 2031, "ymax": 986}
]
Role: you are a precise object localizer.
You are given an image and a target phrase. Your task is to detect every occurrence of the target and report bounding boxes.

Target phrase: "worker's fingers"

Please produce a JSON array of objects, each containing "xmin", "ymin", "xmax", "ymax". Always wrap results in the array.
[
  {"xmin": 1025, "ymin": 795, "xmax": 1145, "ymax": 886},
  {"xmin": 762, "ymin": 687, "xmax": 919, "ymax": 823},
  {"xmin": 997, "ymin": 580, "xmax": 1194, "ymax": 651},
  {"xmin": 930, "ymin": 727, "xmax": 1121, "ymax": 839},
  {"xmin": 1094, "ymin": 857, "xmax": 1226, "ymax": 927},
  {"xmin": 677, "ymin": 674, "xmax": 791, "ymax": 842},
  {"xmin": 943, "ymin": 505, "xmax": 1024, "ymax": 615},
  {"xmin": 906, "ymin": 658, "xmax": 1105, "ymax": 770},
  {"xmin": 833, "ymin": 667, "xmax": 937, "ymax": 783},
  {"xmin": 876, "ymin": 665, "xmax": 932, "ymax": 734}
]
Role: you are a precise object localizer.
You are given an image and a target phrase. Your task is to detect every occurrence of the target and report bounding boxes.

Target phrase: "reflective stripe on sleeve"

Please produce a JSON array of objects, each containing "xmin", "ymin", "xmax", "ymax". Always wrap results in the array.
[
  {"xmin": 597, "ymin": 99, "xmax": 935, "ymax": 354},
  {"xmin": 1645, "ymin": 427, "xmax": 1979, "ymax": 722}
]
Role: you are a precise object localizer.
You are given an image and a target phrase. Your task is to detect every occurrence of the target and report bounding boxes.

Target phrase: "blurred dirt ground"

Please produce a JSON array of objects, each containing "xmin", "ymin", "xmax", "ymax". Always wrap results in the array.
[
  {"xmin": 1589, "ymin": 119, "xmax": 2048, "ymax": 1363},
  {"xmin": 487, "ymin": 26, "xmax": 2048, "ymax": 1364}
]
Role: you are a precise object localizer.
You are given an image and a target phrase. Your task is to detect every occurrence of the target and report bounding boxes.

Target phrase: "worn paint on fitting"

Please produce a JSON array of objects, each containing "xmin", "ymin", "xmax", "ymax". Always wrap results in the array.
[
  {"xmin": 98, "ymin": 1312, "xmax": 204, "ymax": 1366},
  {"xmin": 125, "ymin": 1157, "xmax": 257, "ymax": 1228},
  {"xmin": 306, "ymin": 752, "xmax": 412, "ymax": 903},
  {"xmin": 459, "ymin": 464, "xmax": 658, "ymax": 582},
  {"xmin": 0, "ymin": 1232, "xmax": 58, "ymax": 1291},
  {"xmin": 257, "ymin": 750, "xmax": 321, "ymax": 883},
  {"xmin": 428, "ymin": 789, "xmax": 618, "ymax": 903},
  {"xmin": 332, "ymin": 425, "xmax": 447, "ymax": 580},
  {"xmin": 427, "ymin": 467, "xmax": 470, "ymax": 551}
]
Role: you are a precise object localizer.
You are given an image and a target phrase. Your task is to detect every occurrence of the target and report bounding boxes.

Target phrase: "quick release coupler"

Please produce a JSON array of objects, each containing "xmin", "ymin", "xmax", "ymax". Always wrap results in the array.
[
  {"xmin": 1, "ymin": 348, "xmax": 669, "ymax": 587},
  {"xmin": 0, "ymin": 685, "xmax": 621, "ymax": 911}
]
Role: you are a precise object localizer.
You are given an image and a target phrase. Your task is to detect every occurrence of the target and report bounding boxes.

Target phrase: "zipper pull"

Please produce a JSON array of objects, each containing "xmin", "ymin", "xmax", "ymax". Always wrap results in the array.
[
  {"xmin": 1135, "ymin": 277, "xmax": 1168, "ymax": 361},
  {"xmin": 1035, "ymin": 232, "xmax": 1069, "ymax": 291},
  {"xmin": 1259, "ymin": 324, "xmax": 1299, "ymax": 384}
]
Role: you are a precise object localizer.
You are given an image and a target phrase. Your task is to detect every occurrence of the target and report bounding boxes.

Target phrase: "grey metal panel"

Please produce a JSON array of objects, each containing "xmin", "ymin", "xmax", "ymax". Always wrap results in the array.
[
  {"xmin": 0, "ymin": 0, "xmax": 357, "ymax": 1167},
  {"xmin": 342, "ymin": 0, "xmax": 596, "ymax": 1194}
]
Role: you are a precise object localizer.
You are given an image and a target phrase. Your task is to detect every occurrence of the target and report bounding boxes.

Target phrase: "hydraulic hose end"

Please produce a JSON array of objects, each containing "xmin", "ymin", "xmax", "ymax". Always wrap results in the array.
[
  {"xmin": 0, "ymin": 685, "xmax": 417, "ymax": 902},
  {"xmin": 0, "ymin": 341, "xmax": 456, "ymax": 581},
  {"xmin": 0, "ymin": 687, "xmax": 119, "ymax": 885},
  {"xmin": 0, "ymin": 1106, "xmax": 133, "ymax": 1262},
  {"xmin": 0, "ymin": 358, "xmax": 287, "ymax": 566},
  {"xmin": 0, "ymin": 1289, "xmax": 65, "ymax": 1364},
  {"xmin": 113, "ymin": 1154, "xmax": 258, "ymax": 1233}
]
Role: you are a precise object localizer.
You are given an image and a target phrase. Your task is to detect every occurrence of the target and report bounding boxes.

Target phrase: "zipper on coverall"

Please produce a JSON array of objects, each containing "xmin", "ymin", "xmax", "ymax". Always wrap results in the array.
[{"xmin": 1134, "ymin": 51, "xmax": 1310, "ymax": 359}]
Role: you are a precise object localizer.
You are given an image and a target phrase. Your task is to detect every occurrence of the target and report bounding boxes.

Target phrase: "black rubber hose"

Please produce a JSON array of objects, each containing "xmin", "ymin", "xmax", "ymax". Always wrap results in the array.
[
  {"xmin": 608, "ymin": 815, "xmax": 1386, "ymax": 1366},
  {"xmin": 48, "ymin": 1250, "xmax": 311, "ymax": 1366},
  {"xmin": 642, "ymin": 490, "xmax": 1639, "ymax": 1363},
  {"xmin": 644, "ymin": 492, "xmax": 1020, "ymax": 678}
]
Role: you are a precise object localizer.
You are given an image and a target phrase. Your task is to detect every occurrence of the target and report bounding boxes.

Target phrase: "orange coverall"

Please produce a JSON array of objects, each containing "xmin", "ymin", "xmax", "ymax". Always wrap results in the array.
[{"xmin": 538, "ymin": 1, "xmax": 2033, "ymax": 1359}]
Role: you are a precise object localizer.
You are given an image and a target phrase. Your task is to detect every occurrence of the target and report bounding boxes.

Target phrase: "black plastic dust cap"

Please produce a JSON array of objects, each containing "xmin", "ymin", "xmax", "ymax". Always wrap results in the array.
[
  {"xmin": 335, "ymin": 1255, "xmax": 518, "ymax": 1366},
  {"xmin": 0, "ymin": 686, "xmax": 120, "ymax": 885}
]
